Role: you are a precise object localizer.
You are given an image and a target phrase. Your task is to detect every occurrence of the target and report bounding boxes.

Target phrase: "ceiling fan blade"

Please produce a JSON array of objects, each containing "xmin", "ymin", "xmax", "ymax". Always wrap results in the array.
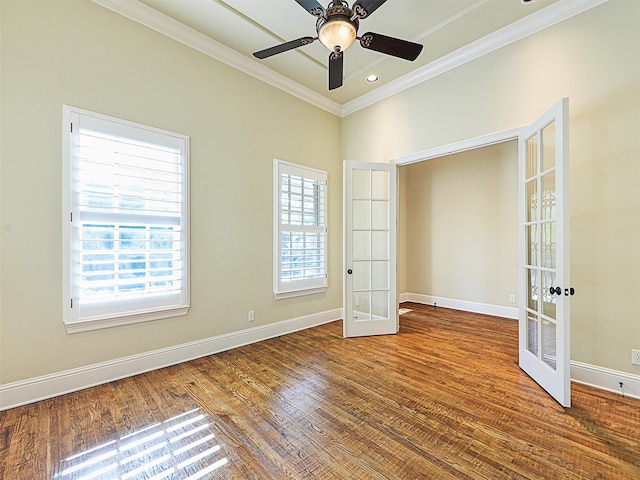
[
  {"xmin": 253, "ymin": 37, "xmax": 316, "ymax": 59},
  {"xmin": 293, "ymin": 0, "xmax": 325, "ymax": 16},
  {"xmin": 359, "ymin": 32, "xmax": 423, "ymax": 61},
  {"xmin": 352, "ymin": 0, "xmax": 388, "ymax": 19},
  {"xmin": 328, "ymin": 51, "xmax": 343, "ymax": 90}
]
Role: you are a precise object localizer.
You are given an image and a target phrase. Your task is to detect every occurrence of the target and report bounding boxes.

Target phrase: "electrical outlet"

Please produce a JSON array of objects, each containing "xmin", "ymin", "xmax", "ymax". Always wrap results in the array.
[
  {"xmin": 248, "ymin": 310, "xmax": 255, "ymax": 322},
  {"xmin": 509, "ymin": 295, "xmax": 516, "ymax": 303},
  {"xmin": 632, "ymin": 349, "xmax": 640, "ymax": 366}
]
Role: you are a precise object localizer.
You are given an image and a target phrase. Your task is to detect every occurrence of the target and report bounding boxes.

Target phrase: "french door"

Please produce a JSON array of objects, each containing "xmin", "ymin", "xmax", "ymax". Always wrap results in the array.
[
  {"xmin": 343, "ymin": 161, "xmax": 397, "ymax": 338},
  {"xmin": 518, "ymin": 98, "xmax": 572, "ymax": 407}
]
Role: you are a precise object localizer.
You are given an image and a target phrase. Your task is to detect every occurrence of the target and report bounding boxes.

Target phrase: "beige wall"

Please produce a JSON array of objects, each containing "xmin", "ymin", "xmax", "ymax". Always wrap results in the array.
[
  {"xmin": 2, "ymin": 0, "xmax": 639, "ymax": 388},
  {"xmin": 343, "ymin": 0, "xmax": 640, "ymax": 375},
  {"xmin": 0, "ymin": 0, "xmax": 342, "ymax": 384},
  {"xmin": 400, "ymin": 142, "xmax": 518, "ymax": 307}
]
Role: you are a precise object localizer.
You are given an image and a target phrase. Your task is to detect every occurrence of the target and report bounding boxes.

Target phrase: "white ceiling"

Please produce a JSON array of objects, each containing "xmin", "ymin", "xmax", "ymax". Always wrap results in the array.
[{"xmin": 94, "ymin": 0, "xmax": 605, "ymax": 115}]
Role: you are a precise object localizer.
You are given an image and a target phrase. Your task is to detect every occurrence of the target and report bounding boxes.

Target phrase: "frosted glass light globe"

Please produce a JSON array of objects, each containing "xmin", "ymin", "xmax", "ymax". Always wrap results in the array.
[{"xmin": 318, "ymin": 19, "xmax": 357, "ymax": 51}]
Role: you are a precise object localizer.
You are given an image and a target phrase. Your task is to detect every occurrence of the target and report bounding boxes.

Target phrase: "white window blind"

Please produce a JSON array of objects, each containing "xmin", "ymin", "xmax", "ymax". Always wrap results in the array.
[
  {"xmin": 274, "ymin": 160, "xmax": 327, "ymax": 299},
  {"xmin": 63, "ymin": 106, "xmax": 189, "ymax": 332}
]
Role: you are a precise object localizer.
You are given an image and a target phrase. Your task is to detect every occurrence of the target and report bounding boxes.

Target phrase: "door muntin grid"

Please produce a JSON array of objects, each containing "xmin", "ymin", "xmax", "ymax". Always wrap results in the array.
[
  {"xmin": 352, "ymin": 169, "xmax": 390, "ymax": 322},
  {"xmin": 524, "ymin": 122, "xmax": 558, "ymax": 370}
]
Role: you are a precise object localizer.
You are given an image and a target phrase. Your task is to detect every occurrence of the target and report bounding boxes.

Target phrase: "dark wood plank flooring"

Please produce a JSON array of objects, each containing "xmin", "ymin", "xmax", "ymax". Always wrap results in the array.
[{"xmin": 1, "ymin": 303, "xmax": 639, "ymax": 479}]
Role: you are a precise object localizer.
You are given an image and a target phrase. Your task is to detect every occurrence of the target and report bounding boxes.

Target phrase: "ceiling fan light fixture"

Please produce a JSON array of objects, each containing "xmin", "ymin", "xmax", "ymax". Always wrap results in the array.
[
  {"xmin": 318, "ymin": 17, "xmax": 357, "ymax": 51},
  {"xmin": 316, "ymin": 3, "xmax": 359, "ymax": 53}
]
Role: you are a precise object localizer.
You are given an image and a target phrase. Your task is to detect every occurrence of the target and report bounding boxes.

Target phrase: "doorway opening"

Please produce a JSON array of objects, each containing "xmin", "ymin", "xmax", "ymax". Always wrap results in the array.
[
  {"xmin": 390, "ymin": 98, "xmax": 571, "ymax": 407},
  {"xmin": 396, "ymin": 138, "xmax": 519, "ymax": 319}
]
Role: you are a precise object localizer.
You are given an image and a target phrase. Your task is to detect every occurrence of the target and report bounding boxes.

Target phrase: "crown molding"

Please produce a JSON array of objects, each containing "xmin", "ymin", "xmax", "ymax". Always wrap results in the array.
[
  {"xmin": 340, "ymin": 0, "xmax": 609, "ymax": 116},
  {"xmin": 92, "ymin": 0, "xmax": 607, "ymax": 119},
  {"xmin": 91, "ymin": 0, "xmax": 342, "ymax": 116}
]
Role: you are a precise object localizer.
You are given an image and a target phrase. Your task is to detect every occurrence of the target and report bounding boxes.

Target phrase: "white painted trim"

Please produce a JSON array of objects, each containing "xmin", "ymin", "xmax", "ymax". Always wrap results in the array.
[
  {"xmin": 341, "ymin": 0, "xmax": 609, "ymax": 116},
  {"xmin": 398, "ymin": 292, "xmax": 411, "ymax": 304},
  {"xmin": 571, "ymin": 361, "xmax": 640, "ymax": 401},
  {"xmin": 64, "ymin": 305, "xmax": 191, "ymax": 334},
  {"xmin": 401, "ymin": 292, "xmax": 518, "ymax": 320},
  {"xmin": 90, "ymin": 0, "xmax": 341, "ymax": 116},
  {"xmin": 393, "ymin": 127, "xmax": 522, "ymax": 166},
  {"xmin": 274, "ymin": 287, "xmax": 328, "ymax": 300},
  {"xmin": 91, "ymin": 0, "xmax": 607, "ymax": 118},
  {"xmin": 0, "ymin": 308, "xmax": 342, "ymax": 411}
]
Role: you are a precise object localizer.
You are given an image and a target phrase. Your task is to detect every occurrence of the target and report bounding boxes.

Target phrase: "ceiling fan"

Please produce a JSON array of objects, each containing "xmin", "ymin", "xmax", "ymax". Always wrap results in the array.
[{"xmin": 253, "ymin": 0, "xmax": 423, "ymax": 90}]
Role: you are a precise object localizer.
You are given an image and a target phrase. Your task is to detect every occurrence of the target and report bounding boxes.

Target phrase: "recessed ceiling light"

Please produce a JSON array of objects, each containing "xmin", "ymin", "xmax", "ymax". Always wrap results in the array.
[
  {"xmin": 366, "ymin": 74, "xmax": 379, "ymax": 83},
  {"xmin": 521, "ymin": 0, "xmax": 538, "ymax": 4}
]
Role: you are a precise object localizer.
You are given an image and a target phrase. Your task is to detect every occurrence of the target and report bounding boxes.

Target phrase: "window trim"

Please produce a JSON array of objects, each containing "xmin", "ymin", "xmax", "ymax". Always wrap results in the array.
[
  {"xmin": 62, "ymin": 105, "xmax": 190, "ymax": 333},
  {"xmin": 273, "ymin": 159, "xmax": 328, "ymax": 300}
]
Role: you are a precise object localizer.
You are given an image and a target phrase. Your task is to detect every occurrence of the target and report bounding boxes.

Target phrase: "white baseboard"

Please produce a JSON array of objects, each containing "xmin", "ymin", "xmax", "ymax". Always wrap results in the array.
[
  {"xmin": 0, "ymin": 308, "xmax": 342, "ymax": 411},
  {"xmin": 400, "ymin": 292, "xmax": 518, "ymax": 319},
  {"xmin": 4, "ymin": 305, "xmax": 636, "ymax": 410},
  {"xmin": 571, "ymin": 361, "xmax": 640, "ymax": 400}
]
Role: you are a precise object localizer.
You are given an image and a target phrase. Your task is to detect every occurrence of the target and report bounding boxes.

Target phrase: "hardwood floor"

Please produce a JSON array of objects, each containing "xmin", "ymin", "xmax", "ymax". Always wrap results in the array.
[{"xmin": 1, "ymin": 303, "xmax": 639, "ymax": 479}]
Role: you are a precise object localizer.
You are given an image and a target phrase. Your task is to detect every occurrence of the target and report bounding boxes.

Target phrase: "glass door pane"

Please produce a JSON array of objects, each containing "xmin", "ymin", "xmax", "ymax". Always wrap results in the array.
[
  {"xmin": 524, "ymin": 122, "xmax": 559, "ymax": 372},
  {"xmin": 351, "ymin": 169, "xmax": 392, "ymax": 323},
  {"xmin": 542, "ymin": 319, "xmax": 557, "ymax": 370}
]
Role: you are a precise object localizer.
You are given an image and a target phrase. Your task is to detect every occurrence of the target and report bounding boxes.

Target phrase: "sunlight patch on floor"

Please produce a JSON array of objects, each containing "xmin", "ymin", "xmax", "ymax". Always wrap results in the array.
[{"xmin": 55, "ymin": 408, "xmax": 228, "ymax": 480}]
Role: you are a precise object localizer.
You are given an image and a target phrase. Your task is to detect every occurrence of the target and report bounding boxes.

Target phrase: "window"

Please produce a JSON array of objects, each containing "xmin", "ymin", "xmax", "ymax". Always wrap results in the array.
[
  {"xmin": 63, "ymin": 106, "xmax": 189, "ymax": 332},
  {"xmin": 274, "ymin": 160, "xmax": 327, "ymax": 299}
]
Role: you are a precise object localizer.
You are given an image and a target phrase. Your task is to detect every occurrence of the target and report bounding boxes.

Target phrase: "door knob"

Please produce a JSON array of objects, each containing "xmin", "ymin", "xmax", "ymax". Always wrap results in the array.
[
  {"xmin": 565, "ymin": 287, "xmax": 575, "ymax": 296},
  {"xmin": 347, "ymin": 269, "xmax": 353, "ymax": 275},
  {"xmin": 549, "ymin": 287, "xmax": 561, "ymax": 295}
]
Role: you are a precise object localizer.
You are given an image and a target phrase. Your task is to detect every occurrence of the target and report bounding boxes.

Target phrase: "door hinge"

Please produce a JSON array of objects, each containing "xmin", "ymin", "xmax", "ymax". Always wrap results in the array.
[
  {"xmin": 70, "ymin": 122, "xmax": 73, "ymax": 133},
  {"xmin": 70, "ymin": 212, "xmax": 73, "ymax": 222},
  {"xmin": 70, "ymin": 298, "xmax": 73, "ymax": 308}
]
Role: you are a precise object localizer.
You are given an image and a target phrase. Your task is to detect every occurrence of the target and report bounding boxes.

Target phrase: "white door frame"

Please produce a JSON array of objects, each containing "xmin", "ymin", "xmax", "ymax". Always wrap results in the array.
[
  {"xmin": 391, "ymin": 127, "xmax": 523, "ymax": 314},
  {"xmin": 392, "ymin": 127, "xmax": 523, "ymax": 168}
]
